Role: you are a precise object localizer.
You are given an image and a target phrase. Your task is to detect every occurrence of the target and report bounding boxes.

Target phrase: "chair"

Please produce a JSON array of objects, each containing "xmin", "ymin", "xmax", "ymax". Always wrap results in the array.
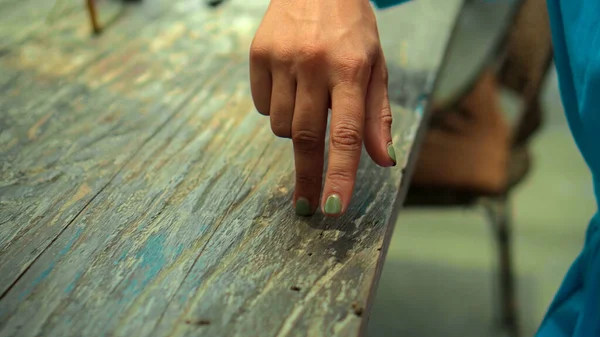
[{"xmin": 404, "ymin": 0, "xmax": 553, "ymax": 335}]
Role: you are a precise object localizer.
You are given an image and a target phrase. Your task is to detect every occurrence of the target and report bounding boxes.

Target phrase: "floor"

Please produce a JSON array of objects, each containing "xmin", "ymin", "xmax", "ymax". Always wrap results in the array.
[{"xmin": 366, "ymin": 67, "xmax": 597, "ymax": 337}]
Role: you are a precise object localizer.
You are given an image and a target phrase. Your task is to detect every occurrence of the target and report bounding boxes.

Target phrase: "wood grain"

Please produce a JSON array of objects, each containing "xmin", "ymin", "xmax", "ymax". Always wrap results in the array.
[
  {"xmin": 0, "ymin": 0, "xmax": 252, "ymax": 296},
  {"xmin": 0, "ymin": 0, "xmax": 126, "ymax": 49},
  {"xmin": 0, "ymin": 0, "xmax": 463, "ymax": 336}
]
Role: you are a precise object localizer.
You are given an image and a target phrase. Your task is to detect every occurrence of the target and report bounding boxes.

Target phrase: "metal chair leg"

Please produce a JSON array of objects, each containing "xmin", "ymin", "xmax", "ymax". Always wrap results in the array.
[{"xmin": 483, "ymin": 196, "xmax": 520, "ymax": 337}]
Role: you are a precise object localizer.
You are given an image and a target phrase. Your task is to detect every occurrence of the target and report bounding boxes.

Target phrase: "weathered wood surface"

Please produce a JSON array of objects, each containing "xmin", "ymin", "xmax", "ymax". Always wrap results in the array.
[
  {"xmin": 0, "ymin": 0, "xmax": 246, "ymax": 297},
  {"xmin": 0, "ymin": 0, "xmax": 463, "ymax": 336},
  {"xmin": 0, "ymin": 0, "xmax": 124, "ymax": 49}
]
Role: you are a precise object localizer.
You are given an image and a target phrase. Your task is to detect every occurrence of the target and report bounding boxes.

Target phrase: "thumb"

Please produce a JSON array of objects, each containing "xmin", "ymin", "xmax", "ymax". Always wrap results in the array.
[{"xmin": 364, "ymin": 50, "xmax": 396, "ymax": 167}]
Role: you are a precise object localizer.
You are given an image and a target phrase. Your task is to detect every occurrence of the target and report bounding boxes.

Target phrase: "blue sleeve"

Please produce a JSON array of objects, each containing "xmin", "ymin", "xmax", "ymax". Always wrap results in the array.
[{"xmin": 371, "ymin": 0, "xmax": 411, "ymax": 9}]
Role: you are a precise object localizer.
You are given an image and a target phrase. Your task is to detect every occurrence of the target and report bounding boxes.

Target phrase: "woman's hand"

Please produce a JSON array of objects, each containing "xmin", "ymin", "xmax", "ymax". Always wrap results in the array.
[{"xmin": 250, "ymin": 0, "xmax": 396, "ymax": 217}]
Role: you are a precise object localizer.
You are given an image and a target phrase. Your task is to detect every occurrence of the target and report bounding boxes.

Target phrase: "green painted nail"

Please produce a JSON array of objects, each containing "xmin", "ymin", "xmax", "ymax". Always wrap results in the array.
[
  {"xmin": 295, "ymin": 197, "xmax": 312, "ymax": 216},
  {"xmin": 324, "ymin": 194, "xmax": 342, "ymax": 215},
  {"xmin": 387, "ymin": 143, "xmax": 397, "ymax": 166}
]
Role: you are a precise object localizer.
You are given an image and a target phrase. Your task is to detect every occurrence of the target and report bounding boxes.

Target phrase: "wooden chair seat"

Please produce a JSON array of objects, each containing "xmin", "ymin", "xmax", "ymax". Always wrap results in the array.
[{"xmin": 405, "ymin": 145, "xmax": 531, "ymax": 207}]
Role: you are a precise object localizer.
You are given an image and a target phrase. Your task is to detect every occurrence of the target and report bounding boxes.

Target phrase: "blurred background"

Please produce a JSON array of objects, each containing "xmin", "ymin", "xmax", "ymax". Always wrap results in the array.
[
  {"xmin": 367, "ymin": 0, "xmax": 597, "ymax": 336},
  {"xmin": 367, "ymin": 66, "xmax": 595, "ymax": 337}
]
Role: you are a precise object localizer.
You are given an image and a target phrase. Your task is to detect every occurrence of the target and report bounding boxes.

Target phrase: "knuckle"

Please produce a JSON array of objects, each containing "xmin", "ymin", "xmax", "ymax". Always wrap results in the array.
[
  {"xmin": 326, "ymin": 168, "xmax": 354, "ymax": 184},
  {"xmin": 296, "ymin": 174, "xmax": 320, "ymax": 188},
  {"xmin": 251, "ymin": 91, "xmax": 270, "ymax": 116},
  {"xmin": 365, "ymin": 106, "xmax": 393, "ymax": 124},
  {"xmin": 292, "ymin": 129, "xmax": 321, "ymax": 154},
  {"xmin": 272, "ymin": 128, "xmax": 291, "ymax": 138},
  {"xmin": 249, "ymin": 44, "xmax": 269, "ymax": 63},
  {"xmin": 297, "ymin": 44, "xmax": 327, "ymax": 66},
  {"xmin": 271, "ymin": 121, "xmax": 291, "ymax": 138},
  {"xmin": 337, "ymin": 54, "xmax": 371, "ymax": 79},
  {"xmin": 272, "ymin": 44, "xmax": 294, "ymax": 64},
  {"xmin": 346, "ymin": 54, "xmax": 371, "ymax": 69},
  {"xmin": 331, "ymin": 123, "xmax": 362, "ymax": 150},
  {"xmin": 380, "ymin": 108, "xmax": 393, "ymax": 127},
  {"xmin": 253, "ymin": 101, "xmax": 270, "ymax": 116},
  {"xmin": 256, "ymin": 107, "xmax": 270, "ymax": 116}
]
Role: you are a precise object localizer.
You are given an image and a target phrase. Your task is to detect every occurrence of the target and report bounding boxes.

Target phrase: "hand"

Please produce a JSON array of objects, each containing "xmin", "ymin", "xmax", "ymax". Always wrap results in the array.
[{"xmin": 250, "ymin": 0, "xmax": 396, "ymax": 217}]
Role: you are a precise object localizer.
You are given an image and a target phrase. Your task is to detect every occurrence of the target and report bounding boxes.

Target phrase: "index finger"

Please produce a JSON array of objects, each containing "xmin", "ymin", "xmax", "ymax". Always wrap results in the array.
[{"xmin": 321, "ymin": 82, "xmax": 368, "ymax": 217}]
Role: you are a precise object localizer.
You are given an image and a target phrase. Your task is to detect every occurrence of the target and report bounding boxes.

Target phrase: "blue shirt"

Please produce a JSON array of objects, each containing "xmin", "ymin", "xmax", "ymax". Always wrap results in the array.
[
  {"xmin": 372, "ymin": 1, "xmax": 600, "ymax": 336},
  {"xmin": 537, "ymin": 2, "xmax": 600, "ymax": 336}
]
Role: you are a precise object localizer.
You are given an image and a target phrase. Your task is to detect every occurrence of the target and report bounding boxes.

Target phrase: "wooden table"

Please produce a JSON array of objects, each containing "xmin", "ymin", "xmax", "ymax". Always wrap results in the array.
[{"xmin": 0, "ymin": 0, "xmax": 462, "ymax": 336}]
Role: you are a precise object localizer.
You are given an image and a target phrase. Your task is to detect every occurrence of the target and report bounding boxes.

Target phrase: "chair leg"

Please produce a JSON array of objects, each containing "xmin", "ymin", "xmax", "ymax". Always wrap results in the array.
[{"xmin": 483, "ymin": 197, "xmax": 520, "ymax": 337}]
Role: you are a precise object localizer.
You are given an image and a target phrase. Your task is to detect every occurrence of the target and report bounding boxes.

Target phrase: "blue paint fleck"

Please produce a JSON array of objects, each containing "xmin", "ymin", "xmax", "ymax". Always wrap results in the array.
[
  {"xmin": 114, "ymin": 250, "xmax": 128, "ymax": 265},
  {"xmin": 59, "ymin": 227, "xmax": 83, "ymax": 256},
  {"xmin": 124, "ymin": 279, "xmax": 139, "ymax": 297},
  {"xmin": 20, "ymin": 227, "xmax": 84, "ymax": 300},
  {"xmin": 19, "ymin": 263, "xmax": 53, "ymax": 301},
  {"xmin": 64, "ymin": 271, "xmax": 83, "ymax": 294},
  {"xmin": 122, "ymin": 233, "xmax": 167, "ymax": 299},
  {"xmin": 175, "ymin": 243, "xmax": 185, "ymax": 257}
]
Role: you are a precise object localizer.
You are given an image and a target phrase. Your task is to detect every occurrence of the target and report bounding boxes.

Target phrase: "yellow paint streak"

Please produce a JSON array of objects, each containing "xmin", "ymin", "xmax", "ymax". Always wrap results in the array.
[
  {"xmin": 46, "ymin": 183, "xmax": 92, "ymax": 228},
  {"xmin": 17, "ymin": 44, "xmax": 89, "ymax": 77},
  {"xmin": 151, "ymin": 22, "xmax": 187, "ymax": 52},
  {"xmin": 1, "ymin": 138, "xmax": 18, "ymax": 151},
  {"xmin": 188, "ymin": 30, "xmax": 201, "ymax": 40},
  {"xmin": 27, "ymin": 112, "xmax": 53, "ymax": 140},
  {"xmin": 135, "ymin": 72, "xmax": 151, "ymax": 84},
  {"xmin": 65, "ymin": 183, "xmax": 92, "ymax": 210}
]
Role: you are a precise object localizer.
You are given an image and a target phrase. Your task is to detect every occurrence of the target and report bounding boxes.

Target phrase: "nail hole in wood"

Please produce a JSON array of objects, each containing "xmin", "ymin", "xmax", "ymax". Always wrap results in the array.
[
  {"xmin": 206, "ymin": 0, "xmax": 225, "ymax": 7},
  {"xmin": 290, "ymin": 286, "xmax": 301, "ymax": 292},
  {"xmin": 352, "ymin": 302, "xmax": 363, "ymax": 317},
  {"xmin": 307, "ymin": 252, "xmax": 313, "ymax": 256},
  {"xmin": 185, "ymin": 319, "xmax": 211, "ymax": 325}
]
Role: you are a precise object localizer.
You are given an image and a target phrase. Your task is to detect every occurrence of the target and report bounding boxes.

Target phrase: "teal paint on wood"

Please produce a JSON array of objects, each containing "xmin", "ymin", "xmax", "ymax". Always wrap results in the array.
[
  {"xmin": 0, "ymin": 0, "xmax": 464, "ymax": 336},
  {"xmin": 124, "ymin": 233, "xmax": 169, "ymax": 298},
  {"xmin": 0, "ymin": 0, "xmax": 246, "ymax": 298},
  {"xmin": 17, "ymin": 226, "xmax": 84, "ymax": 301},
  {"xmin": 63, "ymin": 271, "xmax": 83, "ymax": 294}
]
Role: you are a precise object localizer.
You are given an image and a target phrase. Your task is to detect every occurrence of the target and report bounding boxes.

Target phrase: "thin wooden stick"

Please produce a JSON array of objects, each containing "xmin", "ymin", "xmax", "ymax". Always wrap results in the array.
[{"xmin": 86, "ymin": 0, "xmax": 102, "ymax": 34}]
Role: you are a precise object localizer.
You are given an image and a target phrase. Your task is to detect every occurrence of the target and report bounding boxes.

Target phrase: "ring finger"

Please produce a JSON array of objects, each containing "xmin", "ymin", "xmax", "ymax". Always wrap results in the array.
[{"xmin": 269, "ymin": 70, "xmax": 296, "ymax": 138}]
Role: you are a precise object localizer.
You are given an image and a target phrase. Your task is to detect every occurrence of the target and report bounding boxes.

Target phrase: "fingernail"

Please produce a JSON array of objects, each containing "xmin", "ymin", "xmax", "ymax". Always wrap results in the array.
[
  {"xmin": 387, "ymin": 143, "xmax": 397, "ymax": 166},
  {"xmin": 324, "ymin": 194, "xmax": 342, "ymax": 216},
  {"xmin": 295, "ymin": 197, "xmax": 312, "ymax": 216}
]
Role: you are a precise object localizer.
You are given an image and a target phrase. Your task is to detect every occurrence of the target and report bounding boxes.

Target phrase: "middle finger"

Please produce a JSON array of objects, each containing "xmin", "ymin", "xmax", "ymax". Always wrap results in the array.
[{"xmin": 322, "ymin": 81, "xmax": 368, "ymax": 217}]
